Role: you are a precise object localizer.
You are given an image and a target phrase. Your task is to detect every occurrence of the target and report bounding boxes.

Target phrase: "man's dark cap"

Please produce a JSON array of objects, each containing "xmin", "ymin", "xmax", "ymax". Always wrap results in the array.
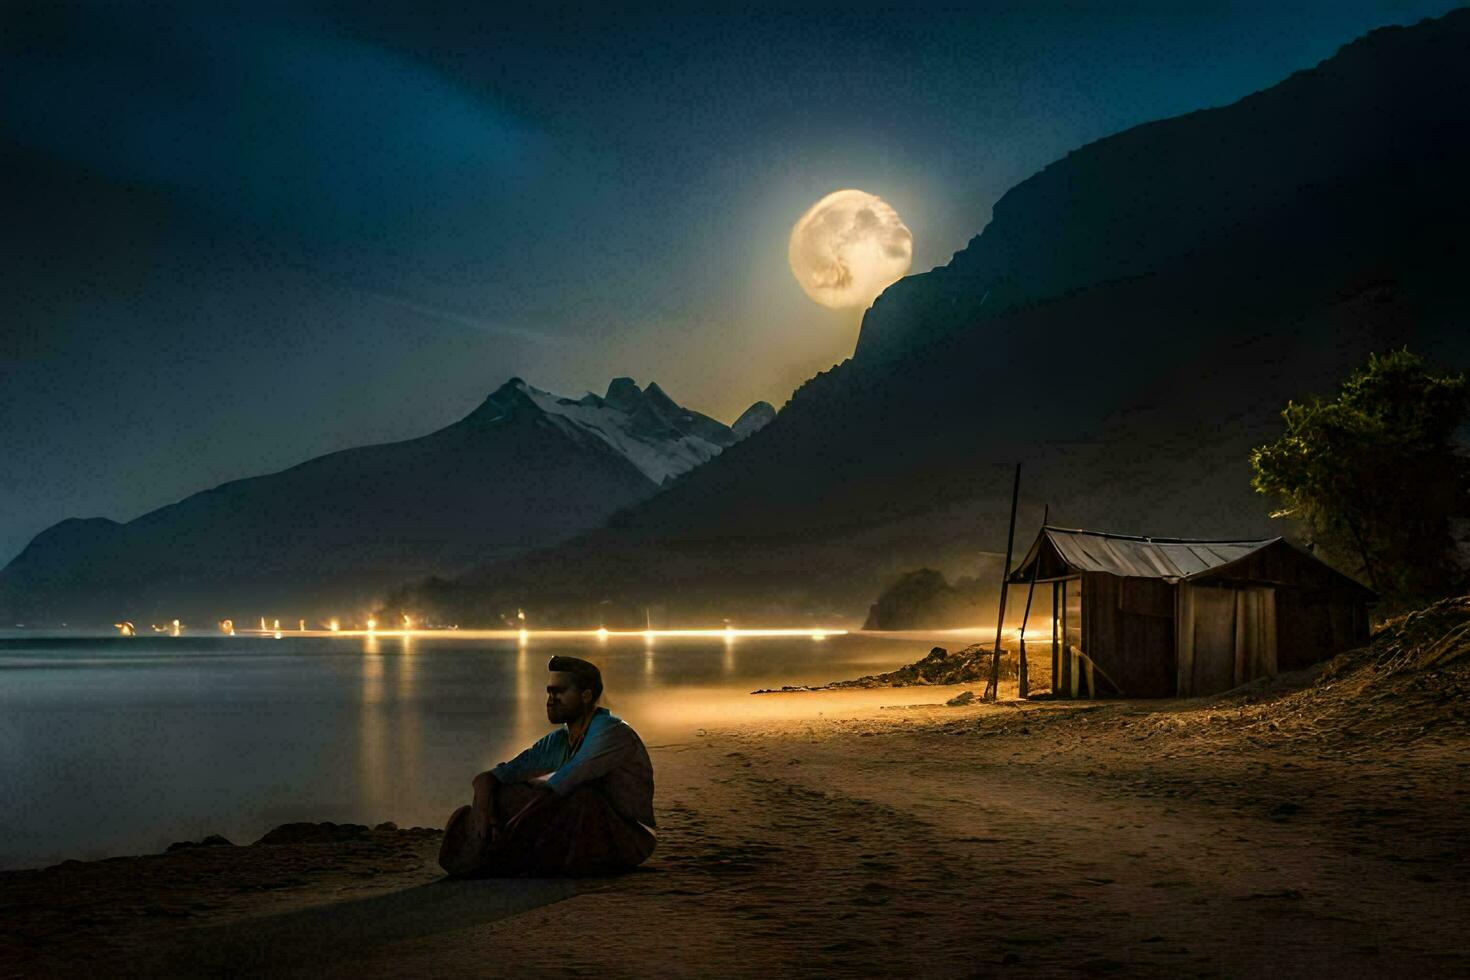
[{"xmin": 548, "ymin": 655, "xmax": 604, "ymax": 700}]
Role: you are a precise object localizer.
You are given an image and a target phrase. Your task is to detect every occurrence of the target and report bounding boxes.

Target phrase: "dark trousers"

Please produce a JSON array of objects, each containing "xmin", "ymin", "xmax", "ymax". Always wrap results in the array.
[{"xmin": 441, "ymin": 783, "xmax": 655, "ymax": 878}]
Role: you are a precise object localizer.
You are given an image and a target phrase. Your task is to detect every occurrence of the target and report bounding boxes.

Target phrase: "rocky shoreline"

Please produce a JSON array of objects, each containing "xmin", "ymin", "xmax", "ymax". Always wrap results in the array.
[{"xmin": 753, "ymin": 641, "xmax": 1029, "ymax": 693}]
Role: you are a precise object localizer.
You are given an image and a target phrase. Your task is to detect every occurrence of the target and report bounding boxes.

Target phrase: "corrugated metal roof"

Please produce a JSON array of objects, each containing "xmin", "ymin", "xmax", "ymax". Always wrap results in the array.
[{"xmin": 1012, "ymin": 526, "xmax": 1279, "ymax": 583}]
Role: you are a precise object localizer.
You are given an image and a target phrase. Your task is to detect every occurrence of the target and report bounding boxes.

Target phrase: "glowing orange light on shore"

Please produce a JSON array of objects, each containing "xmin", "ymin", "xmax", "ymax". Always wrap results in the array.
[
  {"xmin": 216, "ymin": 622, "xmax": 849, "ymax": 640},
  {"xmin": 114, "ymin": 622, "xmax": 135, "ymax": 636},
  {"xmin": 402, "ymin": 614, "xmax": 413, "ymax": 629}
]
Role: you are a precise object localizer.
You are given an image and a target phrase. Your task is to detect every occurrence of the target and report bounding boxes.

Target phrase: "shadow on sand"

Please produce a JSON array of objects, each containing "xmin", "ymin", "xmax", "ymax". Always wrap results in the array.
[{"xmin": 124, "ymin": 874, "xmax": 602, "ymax": 975}]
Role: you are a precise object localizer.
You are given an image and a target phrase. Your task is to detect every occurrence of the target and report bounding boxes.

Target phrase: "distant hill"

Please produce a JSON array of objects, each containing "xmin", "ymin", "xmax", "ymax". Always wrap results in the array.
[
  {"xmin": 862, "ymin": 567, "xmax": 998, "ymax": 631},
  {"xmin": 389, "ymin": 10, "xmax": 1470, "ymax": 628},
  {"xmin": 0, "ymin": 378, "xmax": 773, "ymax": 626}
]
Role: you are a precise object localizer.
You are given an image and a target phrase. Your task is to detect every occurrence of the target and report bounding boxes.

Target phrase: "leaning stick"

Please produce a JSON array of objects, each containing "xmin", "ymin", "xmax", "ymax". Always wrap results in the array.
[
  {"xmin": 984, "ymin": 463, "xmax": 1021, "ymax": 701},
  {"xmin": 1017, "ymin": 503, "xmax": 1048, "ymax": 699}
]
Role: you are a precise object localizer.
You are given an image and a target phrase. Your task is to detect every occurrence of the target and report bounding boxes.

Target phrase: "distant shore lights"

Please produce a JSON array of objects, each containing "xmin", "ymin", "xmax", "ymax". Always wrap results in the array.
[{"xmin": 224, "ymin": 620, "xmax": 847, "ymax": 640}]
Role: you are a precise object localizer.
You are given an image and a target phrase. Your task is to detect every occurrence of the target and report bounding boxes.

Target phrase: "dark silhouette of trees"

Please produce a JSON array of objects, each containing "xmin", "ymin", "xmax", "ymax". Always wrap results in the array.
[{"xmin": 1251, "ymin": 348, "xmax": 1468, "ymax": 607}]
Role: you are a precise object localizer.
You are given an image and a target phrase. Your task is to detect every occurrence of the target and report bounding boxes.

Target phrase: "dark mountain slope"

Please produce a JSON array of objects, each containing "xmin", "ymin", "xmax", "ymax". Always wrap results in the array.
[
  {"xmin": 1, "ymin": 379, "xmax": 764, "ymax": 626},
  {"xmin": 394, "ymin": 12, "xmax": 1470, "ymax": 628}
]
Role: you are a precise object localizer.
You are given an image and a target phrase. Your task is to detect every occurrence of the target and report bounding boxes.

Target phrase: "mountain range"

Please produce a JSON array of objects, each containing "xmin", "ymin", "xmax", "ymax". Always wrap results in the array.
[
  {"xmin": 9, "ymin": 11, "xmax": 1470, "ymax": 630},
  {"xmin": 0, "ymin": 378, "xmax": 773, "ymax": 625},
  {"xmin": 387, "ymin": 10, "xmax": 1470, "ymax": 628}
]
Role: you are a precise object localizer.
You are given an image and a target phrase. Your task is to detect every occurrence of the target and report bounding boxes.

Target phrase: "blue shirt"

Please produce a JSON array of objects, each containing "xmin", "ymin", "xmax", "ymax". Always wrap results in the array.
[{"xmin": 491, "ymin": 706, "xmax": 656, "ymax": 830}]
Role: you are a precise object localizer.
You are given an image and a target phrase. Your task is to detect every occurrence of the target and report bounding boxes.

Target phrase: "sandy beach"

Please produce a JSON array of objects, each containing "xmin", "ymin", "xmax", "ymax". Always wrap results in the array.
[{"xmin": 3, "ymin": 611, "xmax": 1468, "ymax": 979}]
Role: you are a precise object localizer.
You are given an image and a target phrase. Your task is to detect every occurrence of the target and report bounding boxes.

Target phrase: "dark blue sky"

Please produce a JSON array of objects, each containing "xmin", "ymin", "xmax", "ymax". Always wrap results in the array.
[{"xmin": 2, "ymin": 1, "xmax": 1462, "ymax": 563}]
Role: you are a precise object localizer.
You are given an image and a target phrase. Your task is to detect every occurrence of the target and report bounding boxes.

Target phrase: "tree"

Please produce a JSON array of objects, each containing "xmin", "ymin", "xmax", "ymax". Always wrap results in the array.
[{"xmin": 1250, "ymin": 348, "xmax": 1469, "ymax": 607}]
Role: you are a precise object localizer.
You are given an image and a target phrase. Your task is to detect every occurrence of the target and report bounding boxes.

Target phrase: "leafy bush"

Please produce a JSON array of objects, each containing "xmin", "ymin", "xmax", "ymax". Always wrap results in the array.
[{"xmin": 1250, "ymin": 349, "xmax": 1468, "ymax": 607}]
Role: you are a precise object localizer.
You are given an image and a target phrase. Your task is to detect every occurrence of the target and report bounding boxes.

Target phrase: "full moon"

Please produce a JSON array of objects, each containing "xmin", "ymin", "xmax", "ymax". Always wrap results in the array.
[{"xmin": 788, "ymin": 189, "xmax": 913, "ymax": 309}]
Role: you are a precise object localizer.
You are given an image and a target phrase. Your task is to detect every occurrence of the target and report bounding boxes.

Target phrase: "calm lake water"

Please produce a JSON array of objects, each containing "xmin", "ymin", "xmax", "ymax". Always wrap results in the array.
[{"xmin": 0, "ymin": 630, "xmax": 962, "ymax": 869}]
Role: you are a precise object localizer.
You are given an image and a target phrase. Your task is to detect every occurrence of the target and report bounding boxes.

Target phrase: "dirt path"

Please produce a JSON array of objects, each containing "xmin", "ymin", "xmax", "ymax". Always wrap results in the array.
[{"xmin": 5, "ymin": 693, "xmax": 1468, "ymax": 978}]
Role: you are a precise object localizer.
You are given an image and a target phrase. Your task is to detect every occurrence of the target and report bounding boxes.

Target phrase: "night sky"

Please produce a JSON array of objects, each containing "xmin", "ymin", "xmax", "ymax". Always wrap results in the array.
[{"xmin": 3, "ymin": 1, "xmax": 1461, "ymax": 564}]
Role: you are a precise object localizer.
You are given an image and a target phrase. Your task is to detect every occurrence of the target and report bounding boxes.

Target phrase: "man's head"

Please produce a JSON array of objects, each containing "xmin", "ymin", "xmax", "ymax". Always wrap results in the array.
[{"xmin": 545, "ymin": 655, "xmax": 604, "ymax": 724}]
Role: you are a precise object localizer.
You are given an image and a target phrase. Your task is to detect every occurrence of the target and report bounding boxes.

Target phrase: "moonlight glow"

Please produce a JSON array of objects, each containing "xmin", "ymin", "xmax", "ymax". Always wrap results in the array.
[{"xmin": 788, "ymin": 189, "xmax": 913, "ymax": 309}]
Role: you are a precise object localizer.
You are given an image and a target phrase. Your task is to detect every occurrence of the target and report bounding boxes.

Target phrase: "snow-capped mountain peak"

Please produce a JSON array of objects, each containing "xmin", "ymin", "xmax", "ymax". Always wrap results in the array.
[{"xmin": 475, "ymin": 377, "xmax": 761, "ymax": 486}]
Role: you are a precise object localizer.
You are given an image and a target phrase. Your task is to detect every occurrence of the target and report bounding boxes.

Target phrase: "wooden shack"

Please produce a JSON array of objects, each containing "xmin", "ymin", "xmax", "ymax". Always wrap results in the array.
[{"xmin": 1007, "ymin": 526, "xmax": 1375, "ymax": 698}]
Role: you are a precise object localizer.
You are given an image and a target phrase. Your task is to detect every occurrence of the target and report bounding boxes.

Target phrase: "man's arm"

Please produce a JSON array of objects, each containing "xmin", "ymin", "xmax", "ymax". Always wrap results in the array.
[
  {"xmin": 472, "ymin": 731, "xmax": 563, "ymax": 838},
  {"xmin": 488, "ymin": 731, "xmax": 562, "ymax": 785},
  {"xmin": 543, "ymin": 721, "xmax": 636, "ymax": 797}
]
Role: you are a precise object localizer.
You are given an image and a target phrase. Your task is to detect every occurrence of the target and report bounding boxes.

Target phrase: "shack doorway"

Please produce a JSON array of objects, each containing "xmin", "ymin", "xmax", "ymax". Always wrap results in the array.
[{"xmin": 1177, "ymin": 584, "xmax": 1278, "ymax": 695}]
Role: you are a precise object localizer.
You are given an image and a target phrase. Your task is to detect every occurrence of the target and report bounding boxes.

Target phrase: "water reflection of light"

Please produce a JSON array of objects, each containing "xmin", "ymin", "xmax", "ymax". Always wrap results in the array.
[
  {"xmin": 362, "ymin": 654, "xmax": 384, "ymax": 702},
  {"xmin": 395, "ymin": 639, "xmax": 420, "ymax": 808},
  {"xmin": 363, "ymin": 633, "xmax": 380, "ymax": 655},
  {"xmin": 397, "ymin": 637, "xmax": 415, "ymax": 690},
  {"xmin": 514, "ymin": 642, "xmax": 538, "ymax": 747},
  {"xmin": 360, "ymin": 650, "xmax": 386, "ymax": 805}
]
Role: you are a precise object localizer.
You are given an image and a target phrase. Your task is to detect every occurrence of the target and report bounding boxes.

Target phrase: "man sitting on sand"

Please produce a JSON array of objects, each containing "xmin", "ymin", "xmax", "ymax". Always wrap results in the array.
[{"xmin": 439, "ymin": 655, "xmax": 656, "ymax": 877}]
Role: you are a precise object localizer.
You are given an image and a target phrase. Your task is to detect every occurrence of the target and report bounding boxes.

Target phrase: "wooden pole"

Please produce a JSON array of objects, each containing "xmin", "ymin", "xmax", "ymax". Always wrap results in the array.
[
  {"xmin": 1016, "ymin": 504, "xmax": 1048, "ymax": 699},
  {"xmin": 1064, "ymin": 581, "xmax": 1076, "ymax": 696},
  {"xmin": 984, "ymin": 463, "xmax": 1022, "ymax": 701},
  {"xmin": 1051, "ymin": 581, "xmax": 1060, "ymax": 695}
]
